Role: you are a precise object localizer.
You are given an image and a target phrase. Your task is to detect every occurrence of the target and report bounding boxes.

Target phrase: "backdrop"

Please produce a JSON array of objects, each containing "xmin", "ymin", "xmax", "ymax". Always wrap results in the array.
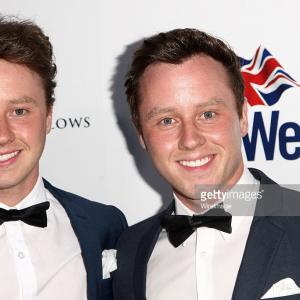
[{"xmin": 2, "ymin": 0, "xmax": 299, "ymax": 224}]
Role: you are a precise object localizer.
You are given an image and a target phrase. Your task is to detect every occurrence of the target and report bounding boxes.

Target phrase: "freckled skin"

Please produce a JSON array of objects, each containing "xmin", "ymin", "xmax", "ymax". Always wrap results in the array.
[
  {"xmin": 137, "ymin": 55, "xmax": 248, "ymax": 210},
  {"xmin": 0, "ymin": 60, "xmax": 52, "ymax": 206}
]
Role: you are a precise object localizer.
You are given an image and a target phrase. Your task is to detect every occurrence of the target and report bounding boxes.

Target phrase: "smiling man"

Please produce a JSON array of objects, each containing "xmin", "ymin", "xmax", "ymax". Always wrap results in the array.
[
  {"xmin": 136, "ymin": 54, "xmax": 248, "ymax": 212},
  {"xmin": 113, "ymin": 29, "xmax": 300, "ymax": 300},
  {"xmin": 0, "ymin": 17, "xmax": 126, "ymax": 300}
]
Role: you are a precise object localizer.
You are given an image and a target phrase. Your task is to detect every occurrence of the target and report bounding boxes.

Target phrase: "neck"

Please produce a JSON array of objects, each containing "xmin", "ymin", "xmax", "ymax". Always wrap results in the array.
[
  {"xmin": 0, "ymin": 177, "xmax": 39, "ymax": 207},
  {"xmin": 176, "ymin": 195, "xmax": 221, "ymax": 214}
]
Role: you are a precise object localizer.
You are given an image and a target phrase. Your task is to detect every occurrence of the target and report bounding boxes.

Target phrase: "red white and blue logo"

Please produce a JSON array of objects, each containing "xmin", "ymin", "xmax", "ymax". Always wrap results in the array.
[
  {"xmin": 240, "ymin": 46, "xmax": 299, "ymax": 107},
  {"xmin": 240, "ymin": 46, "xmax": 300, "ymax": 161}
]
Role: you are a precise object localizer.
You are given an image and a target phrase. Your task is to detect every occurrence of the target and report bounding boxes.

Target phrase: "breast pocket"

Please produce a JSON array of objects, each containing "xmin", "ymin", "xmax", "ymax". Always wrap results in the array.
[{"xmin": 101, "ymin": 278, "xmax": 113, "ymax": 300}]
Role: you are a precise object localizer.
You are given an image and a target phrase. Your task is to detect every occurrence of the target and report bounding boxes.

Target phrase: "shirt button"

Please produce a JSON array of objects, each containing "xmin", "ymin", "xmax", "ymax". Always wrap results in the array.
[{"xmin": 18, "ymin": 251, "xmax": 25, "ymax": 259}]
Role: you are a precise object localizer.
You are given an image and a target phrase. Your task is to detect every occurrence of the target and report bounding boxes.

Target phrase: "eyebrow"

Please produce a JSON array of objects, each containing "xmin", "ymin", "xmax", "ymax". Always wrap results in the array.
[
  {"xmin": 196, "ymin": 98, "xmax": 227, "ymax": 108},
  {"xmin": 9, "ymin": 96, "xmax": 38, "ymax": 106},
  {"xmin": 145, "ymin": 98, "xmax": 227, "ymax": 121},
  {"xmin": 146, "ymin": 107, "xmax": 176, "ymax": 120}
]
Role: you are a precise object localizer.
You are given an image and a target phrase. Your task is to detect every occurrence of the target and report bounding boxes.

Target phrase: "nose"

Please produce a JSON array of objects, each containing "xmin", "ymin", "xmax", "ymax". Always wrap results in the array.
[
  {"xmin": 0, "ymin": 115, "xmax": 15, "ymax": 146},
  {"xmin": 178, "ymin": 122, "xmax": 206, "ymax": 151}
]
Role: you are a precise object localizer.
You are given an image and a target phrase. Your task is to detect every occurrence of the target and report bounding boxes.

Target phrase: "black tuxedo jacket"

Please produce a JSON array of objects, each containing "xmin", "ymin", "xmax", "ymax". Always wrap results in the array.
[
  {"xmin": 113, "ymin": 168, "xmax": 300, "ymax": 300},
  {"xmin": 43, "ymin": 179, "xmax": 127, "ymax": 300}
]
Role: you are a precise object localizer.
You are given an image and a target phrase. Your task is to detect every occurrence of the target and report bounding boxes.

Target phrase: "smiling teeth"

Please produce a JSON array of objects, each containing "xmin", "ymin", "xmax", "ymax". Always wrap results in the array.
[
  {"xmin": 0, "ymin": 151, "xmax": 19, "ymax": 162},
  {"xmin": 179, "ymin": 156, "xmax": 211, "ymax": 167}
]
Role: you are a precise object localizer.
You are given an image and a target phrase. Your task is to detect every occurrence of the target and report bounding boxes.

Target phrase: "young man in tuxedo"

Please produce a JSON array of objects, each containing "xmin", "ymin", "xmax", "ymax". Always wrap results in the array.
[
  {"xmin": 113, "ymin": 29, "xmax": 300, "ymax": 300},
  {"xmin": 0, "ymin": 17, "xmax": 126, "ymax": 299}
]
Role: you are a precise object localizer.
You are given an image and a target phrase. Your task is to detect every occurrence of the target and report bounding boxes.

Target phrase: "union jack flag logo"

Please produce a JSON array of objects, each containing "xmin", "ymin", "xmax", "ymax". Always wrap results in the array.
[{"xmin": 240, "ymin": 46, "xmax": 299, "ymax": 106}]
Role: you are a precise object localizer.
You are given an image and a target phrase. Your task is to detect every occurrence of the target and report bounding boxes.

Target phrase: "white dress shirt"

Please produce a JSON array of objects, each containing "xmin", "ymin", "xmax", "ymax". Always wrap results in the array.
[
  {"xmin": 146, "ymin": 168, "xmax": 259, "ymax": 300},
  {"xmin": 0, "ymin": 176, "xmax": 87, "ymax": 300}
]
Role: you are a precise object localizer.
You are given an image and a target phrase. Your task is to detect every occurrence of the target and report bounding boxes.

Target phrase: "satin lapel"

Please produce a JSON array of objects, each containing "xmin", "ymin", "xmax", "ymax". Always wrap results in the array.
[
  {"xmin": 134, "ymin": 220, "xmax": 162, "ymax": 300},
  {"xmin": 134, "ymin": 202, "xmax": 175, "ymax": 300},
  {"xmin": 43, "ymin": 180, "xmax": 100, "ymax": 300},
  {"xmin": 232, "ymin": 217, "xmax": 285, "ymax": 300},
  {"xmin": 68, "ymin": 212, "xmax": 100, "ymax": 300},
  {"xmin": 232, "ymin": 169, "xmax": 286, "ymax": 300}
]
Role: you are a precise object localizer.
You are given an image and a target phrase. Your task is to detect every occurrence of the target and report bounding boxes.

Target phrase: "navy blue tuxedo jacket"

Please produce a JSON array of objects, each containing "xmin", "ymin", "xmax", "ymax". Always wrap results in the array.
[
  {"xmin": 113, "ymin": 169, "xmax": 300, "ymax": 300},
  {"xmin": 43, "ymin": 179, "xmax": 127, "ymax": 300}
]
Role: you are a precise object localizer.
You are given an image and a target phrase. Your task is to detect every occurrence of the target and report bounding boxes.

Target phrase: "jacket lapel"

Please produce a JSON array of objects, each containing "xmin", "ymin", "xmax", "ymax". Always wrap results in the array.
[
  {"xmin": 134, "ymin": 202, "xmax": 174, "ymax": 300},
  {"xmin": 232, "ymin": 168, "xmax": 286, "ymax": 300},
  {"xmin": 232, "ymin": 217, "xmax": 285, "ymax": 299},
  {"xmin": 134, "ymin": 220, "xmax": 162, "ymax": 299},
  {"xmin": 43, "ymin": 179, "xmax": 101, "ymax": 300}
]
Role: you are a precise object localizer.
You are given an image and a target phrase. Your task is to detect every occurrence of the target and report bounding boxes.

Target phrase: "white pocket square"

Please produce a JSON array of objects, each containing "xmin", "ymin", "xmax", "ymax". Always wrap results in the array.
[
  {"xmin": 261, "ymin": 278, "xmax": 300, "ymax": 299},
  {"xmin": 101, "ymin": 249, "xmax": 117, "ymax": 279}
]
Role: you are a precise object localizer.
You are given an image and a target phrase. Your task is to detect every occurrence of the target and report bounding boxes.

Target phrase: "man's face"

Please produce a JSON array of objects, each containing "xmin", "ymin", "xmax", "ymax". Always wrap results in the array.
[
  {"xmin": 137, "ymin": 55, "xmax": 248, "ymax": 207},
  {"xmin": 0, "ymin": 59, "xmax": 52, "ymax": 203}
]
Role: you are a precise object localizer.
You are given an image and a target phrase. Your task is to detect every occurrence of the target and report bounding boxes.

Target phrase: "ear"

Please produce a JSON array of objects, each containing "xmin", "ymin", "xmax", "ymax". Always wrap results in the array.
[
  {"xmin": 240, "ymin": 98, "xmax": 248, "ymax": 137},
  {"xmin": 138, "ymin": 130, "xmax": 147, "ymax": 150},
  {"xmin": 46, "ymin": 106, "xmax": 53, "ymax": 134}
]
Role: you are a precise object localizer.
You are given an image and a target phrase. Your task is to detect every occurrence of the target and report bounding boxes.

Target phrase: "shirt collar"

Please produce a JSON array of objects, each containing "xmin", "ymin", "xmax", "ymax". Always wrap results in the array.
[{"xmin": 0, "ymin": 176, "xmax": 47, "ymax": 210}]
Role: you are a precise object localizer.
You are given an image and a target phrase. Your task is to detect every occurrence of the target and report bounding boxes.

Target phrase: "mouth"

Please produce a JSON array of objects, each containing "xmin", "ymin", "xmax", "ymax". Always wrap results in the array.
[
  {"xmin": 0, "ymin": 151, "xmax": 20, "ymax": 163},
  {"xmin": 178, "ymin": 155, "xmax": 213, "ymax": 168}
]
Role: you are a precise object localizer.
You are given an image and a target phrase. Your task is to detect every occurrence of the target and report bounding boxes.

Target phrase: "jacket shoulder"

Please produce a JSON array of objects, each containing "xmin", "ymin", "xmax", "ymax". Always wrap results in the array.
[
  {"xmin": 43, "ymin": 178, "xmax": 127, "ymax": 231},
  {"xmin": 116, "ymin": 212, "xmax": 163, "ymax": 254},
  {"xmin": 249, "ymin": 168, "xmax": 300, "ymax": 216}
]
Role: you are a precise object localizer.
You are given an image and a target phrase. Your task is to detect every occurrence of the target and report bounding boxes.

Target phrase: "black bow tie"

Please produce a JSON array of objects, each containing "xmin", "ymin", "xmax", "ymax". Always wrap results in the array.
[
  {"xmin": 0, "ymin": 201, "xmax": 50, "ymax": 228},
  {"xmin": 161, "ymin": 207, "xmax": 232, "ymax": 248}
]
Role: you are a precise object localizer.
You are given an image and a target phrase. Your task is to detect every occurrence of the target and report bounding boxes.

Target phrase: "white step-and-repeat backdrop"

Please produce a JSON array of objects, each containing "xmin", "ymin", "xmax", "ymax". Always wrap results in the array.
[{"xmin": 2, "ymin": 0, "xmax": 299, "ymax": 224}]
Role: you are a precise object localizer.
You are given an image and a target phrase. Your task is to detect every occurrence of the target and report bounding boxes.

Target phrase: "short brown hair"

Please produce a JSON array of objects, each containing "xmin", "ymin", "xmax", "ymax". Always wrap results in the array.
[
  {"xmin": 0, "ymin": 16, "xmax": 57, "ymax": 108},
  {"xmin": 125, "ymin": 28, "xmax": 244, "ymax": 129}
]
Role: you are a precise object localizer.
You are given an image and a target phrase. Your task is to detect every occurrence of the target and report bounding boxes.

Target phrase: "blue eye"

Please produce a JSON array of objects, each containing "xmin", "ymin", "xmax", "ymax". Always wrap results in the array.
[
  {"xmin": 15, "ymin": 109, "xmax": 26, "ymax": 116},
  {"xmin": 202, "ymin": 111, "xmax": 215, "ymax": 119},
  {"xmin": 161, "ymin": 118, "xmax": 174, "ymax": 125}
]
